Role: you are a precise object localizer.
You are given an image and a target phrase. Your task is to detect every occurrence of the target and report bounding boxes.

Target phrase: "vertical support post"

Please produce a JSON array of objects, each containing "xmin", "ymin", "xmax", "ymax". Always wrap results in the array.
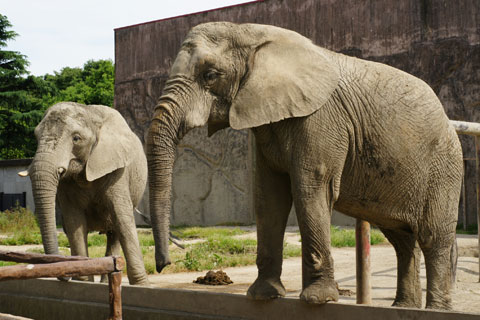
[
  {"xmin": 355, "ymin": 219, "xmax": 371, "ymax": 304},
  {"xmin": 475, "ymin": 136, "xmax": 480, "ymax": 282},
  {"xmin": 108, "ymin": 271, "xmax": 123, "ymax": 320},
  {"xmin": 462, "ymin": 162, "xmax": 467, "ymax": 230}
]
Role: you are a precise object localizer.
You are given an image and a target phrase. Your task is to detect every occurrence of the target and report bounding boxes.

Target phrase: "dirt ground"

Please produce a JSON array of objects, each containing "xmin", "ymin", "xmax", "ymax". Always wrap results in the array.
[{"xmin": 147, "ymin": 228, "xmax": 480, "ymax": 314}]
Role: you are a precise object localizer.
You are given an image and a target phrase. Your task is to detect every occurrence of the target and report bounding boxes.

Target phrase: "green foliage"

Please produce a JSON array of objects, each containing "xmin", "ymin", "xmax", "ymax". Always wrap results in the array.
[
  {"xmin": 0, "ymin": 14, "xmax": 44, "ymax": 159},
  {"xmin": 329, "ymin": 226, "xmax": 386, "ymax": 247},
  {"xmin": 0, "ymin": 205, "xmax": 38, "ymax": 233},
  {"xmin": 0, "ymin": 14, "xmax": 115, "ymax": 159},
  {"xmin": 456, "ymin": 224, "xmax": 478, "ymax": 235},
  {"xmin": 283, "ymin": 243, "xmax": 302, "ymax": 258},
  {"xmin": 43, "ymin": 60, "xmax": 114, "ymax": 106},
  {"xmin": 0, "ymin": 206, "xmax": 42, "ymax": 245},
  {"xmin": 171, "ymin": 226, "xmax": 247, "ymax": 239}
]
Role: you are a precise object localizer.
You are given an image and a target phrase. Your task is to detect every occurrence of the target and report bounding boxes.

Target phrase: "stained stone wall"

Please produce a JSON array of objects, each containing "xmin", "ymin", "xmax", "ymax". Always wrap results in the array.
[{"xmin": 115, "ymin": 0, "xmax": 480, "ymax": 226}]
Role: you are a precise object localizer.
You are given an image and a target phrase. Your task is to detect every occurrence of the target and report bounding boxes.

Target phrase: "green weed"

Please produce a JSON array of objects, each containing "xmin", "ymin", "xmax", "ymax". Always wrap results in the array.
[
  {"xmin": 329, "ymin": 226, "xmax": 386, "ymax": 247},
  {"xmin": 456, "ymin": 224, "xmax": 478, "ymax": 235},
  {"xmin": 171, "ymin": 226, "xmax": 247, "ymax": 239}
]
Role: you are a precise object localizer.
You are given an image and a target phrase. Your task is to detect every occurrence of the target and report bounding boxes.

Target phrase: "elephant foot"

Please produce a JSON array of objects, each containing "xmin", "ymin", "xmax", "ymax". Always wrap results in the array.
[
  {"xmin": 132, "ymin": 279, "xmax": 150, "ymax": 286},
  {"xmin": 247, "ymin": 277, "xmax": 286, "ymax": 300},
  {"xmin": 73, "ymin": 275, "xmax": 94, "ymax": 282},
  {"xmin": 100, "ymin": 274, "xmax": 108, "ymax": 283},
  {"xmin": 425, "ymin": 290, "xmax": 452, "ymax": 310},
  {"xmin": 128, "ymin": 276, "xmax": 150, "ymax": 286},
  {"xmin": 57, "ymin": 276, "xmax": 71, "ymax": 282},
  {"xmin": 426, "ymin": 299, "xmax": 452, "ymax": 310},
  {"xmin": 392, "ymin": 297, "xmax": 422, "ymax": 309},
  {"xmin": 300, "ymin": 279, "xmax": 338, "ymax": 304}
]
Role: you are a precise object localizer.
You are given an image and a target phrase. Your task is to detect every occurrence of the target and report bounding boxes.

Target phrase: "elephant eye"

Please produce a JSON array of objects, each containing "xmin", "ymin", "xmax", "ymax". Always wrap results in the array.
[
  {"xmin": 203, "ymin": 70, "xmax": 219, "ymax": 84},
  {"xmin": 72, "ymin": 135, "xmax": 81, "ymax": 143}
]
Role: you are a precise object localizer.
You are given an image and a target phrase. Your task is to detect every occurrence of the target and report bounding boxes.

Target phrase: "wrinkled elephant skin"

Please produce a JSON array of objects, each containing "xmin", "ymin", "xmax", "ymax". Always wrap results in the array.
[
  {"xmin": 27, "ymin": 102, "xmax": 149, "ymax": 286},
  {"xmin": 146, "ymin": 23, "xmax": 463, "ymax": 309}
]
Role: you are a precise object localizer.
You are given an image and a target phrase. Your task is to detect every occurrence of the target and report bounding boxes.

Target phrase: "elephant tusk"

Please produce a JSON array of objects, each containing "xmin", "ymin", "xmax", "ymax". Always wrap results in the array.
[
  {"xmin": 134, "ymin": 208, "xmax": 185, "ymax": 249},
  {"xmin": 57, "ymin": 167, "xmax": 65, "ymax": 175},
  {"xmin": 18, "ymin": 170, "xmax": 29, "ymax": 177}
]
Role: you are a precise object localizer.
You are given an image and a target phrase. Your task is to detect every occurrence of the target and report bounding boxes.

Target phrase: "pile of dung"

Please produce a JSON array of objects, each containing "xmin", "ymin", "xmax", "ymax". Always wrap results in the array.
[{"xmin": 194, "ymin": 270, "xmax": 233, "ymax": 285}]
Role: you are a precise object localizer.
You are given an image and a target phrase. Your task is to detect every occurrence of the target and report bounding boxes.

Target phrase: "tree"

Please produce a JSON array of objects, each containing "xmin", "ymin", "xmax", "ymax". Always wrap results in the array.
[
  {"xmin": 44, "ymin": 59, "xmax": 115, "ymax": 107},
  {"xmin": 0, "ymin": 14, "xmax": 44, "ymax": 159},
  {"xmin": 0, "ymin": 14, "xmax": 115, "ymax": 159}
]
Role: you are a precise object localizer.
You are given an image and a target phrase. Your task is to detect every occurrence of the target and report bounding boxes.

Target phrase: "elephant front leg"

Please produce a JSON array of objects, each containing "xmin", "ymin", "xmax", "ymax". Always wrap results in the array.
[
  {"xmin": 247, "ymin": 153, "xmax": 292, "ymax": 300},
  {"xmin": 61, "ymin": 208, "xmax": 93, "ymax": 282},
  {"xmin": 101, "ymin": 230, "xmax": 121, "ymax": 283},
  {"xmin": 293, "ymin": 177, "xmax": 339, "ymax": 304},
  {"xmin": 110, "ymin": 197, "xmax": 149, "ymax": 286}
]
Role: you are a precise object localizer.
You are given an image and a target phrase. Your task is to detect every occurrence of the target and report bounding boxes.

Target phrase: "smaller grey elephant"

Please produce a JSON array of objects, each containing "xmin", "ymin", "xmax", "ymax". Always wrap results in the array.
[{"xmin": 21, "ymin": 102, "xmax": 149, "ymax": 285}]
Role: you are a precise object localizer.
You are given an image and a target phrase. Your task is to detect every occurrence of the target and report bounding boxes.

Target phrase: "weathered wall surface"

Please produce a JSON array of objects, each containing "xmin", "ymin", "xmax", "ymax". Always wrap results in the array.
[
  {"xmin": 0, "ymin": 159, "xmax": 34, "ymax": 212},
  {"xmin": 115, "ymin": 0, "xmax": 479, "ymax": 226}
]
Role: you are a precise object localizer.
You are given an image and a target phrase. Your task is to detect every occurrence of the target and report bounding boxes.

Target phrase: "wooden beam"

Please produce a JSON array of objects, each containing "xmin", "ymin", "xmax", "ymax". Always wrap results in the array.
[{"xmin": 0, "ymin": 256, "xmax": 123, "ymax": 281}]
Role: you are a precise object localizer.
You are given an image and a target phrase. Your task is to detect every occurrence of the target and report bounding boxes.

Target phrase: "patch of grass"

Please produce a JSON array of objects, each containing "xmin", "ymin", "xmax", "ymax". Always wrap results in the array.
[
  {"xmin": 0, "ymin": 206, "xmax": 38, "ymax": 233},
  {"xmin": 171, "ymin": 226, "xmax": 247, "ymax": 239},
  {"xmin": 0, "ymin": 212, "xmax": 386, "ymax": 276},
  {"xmin": 166, "ymin": 235, "xmax": 258, "ymax": 273},
  {"xmin": 0, "ymin": 206, "xmax": 41, "ymax": 245},
  {"xmin": 0, "ymin": 261, "xmax": 18, "ymax": 267},
  {"xmin": 330, "ymin": 226, "xmax": 386, "ymax": 247},
  {"xmin": 283, "ymin": 242, "xmax": 302, "ymax": 258},
  {"xmin": 456, "ymin": 224, "xmax": 478, "ymax": 235},
  {"xmin": 138, "ymin": 231, "xmax": 155, "ymax": 247}
]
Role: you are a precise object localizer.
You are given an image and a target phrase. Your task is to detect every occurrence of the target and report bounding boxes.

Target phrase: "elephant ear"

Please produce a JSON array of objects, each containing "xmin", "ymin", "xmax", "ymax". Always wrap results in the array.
[
  {"xmin": 86, "ymin": 106, "xmax": 135, "ymax": 182},
  {"xmin": 229, "ymin": 35, "xmax": 340, "ymax": 130}
]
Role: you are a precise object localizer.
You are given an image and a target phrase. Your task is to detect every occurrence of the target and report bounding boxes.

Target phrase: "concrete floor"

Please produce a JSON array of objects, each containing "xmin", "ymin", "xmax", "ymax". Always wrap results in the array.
[{"xmin": 148, "ymin": 231, "xmax": 480, "ymax": 313}]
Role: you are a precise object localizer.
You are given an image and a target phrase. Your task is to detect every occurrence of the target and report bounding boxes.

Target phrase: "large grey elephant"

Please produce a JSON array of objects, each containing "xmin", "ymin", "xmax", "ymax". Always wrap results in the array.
[
  {"xmin": 146, "ymin": 22, "xmax": 463, "ymax": 309},
  {"xmin": 22, "ymin": 102, "xmax": 149, "ymax": 285}
]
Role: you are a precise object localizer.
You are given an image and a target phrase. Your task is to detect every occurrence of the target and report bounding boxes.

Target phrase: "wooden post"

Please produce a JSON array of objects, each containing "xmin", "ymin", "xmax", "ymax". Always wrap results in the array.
[
  {"xmin": 108, "ymin": 271, "xmax": 123, "ymax": 320},
  {"xmin": 355, "ymin": 219, "xmax": 371, "ymax": 304},
  {"xmin": 476, "ymin": 136, "xmax": 480, "ymax": 282}
]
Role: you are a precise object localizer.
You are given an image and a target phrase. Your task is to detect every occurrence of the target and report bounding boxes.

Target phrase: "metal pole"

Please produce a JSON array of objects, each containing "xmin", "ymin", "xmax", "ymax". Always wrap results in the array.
[
  {"xmin": 476, "ymin": 136, "xmax": 480, "ymax": 282},
  {"xmin": 355, "ymin": 219, "xmax": 371, "ymax": 304},
  {"xmin": 108, "ymin": 271, "xmax": 123, "ymax": 320}
]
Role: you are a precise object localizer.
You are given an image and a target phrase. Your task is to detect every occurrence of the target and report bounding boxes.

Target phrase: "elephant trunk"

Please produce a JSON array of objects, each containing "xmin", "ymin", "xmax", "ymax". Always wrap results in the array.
[
  {"xmin": 29, "ymin": 155, "xmax": 60, "ymax": 255},
  {"xmin": 146, "ymin": 103, "xmax": 184, "ymax": 273}
]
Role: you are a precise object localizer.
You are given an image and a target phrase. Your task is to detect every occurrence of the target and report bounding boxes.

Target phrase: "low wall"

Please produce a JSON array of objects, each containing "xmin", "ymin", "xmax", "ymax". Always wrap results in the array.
[{"xmin": 0, "ymin": 279, "xmax": 477, "ymax": 320}]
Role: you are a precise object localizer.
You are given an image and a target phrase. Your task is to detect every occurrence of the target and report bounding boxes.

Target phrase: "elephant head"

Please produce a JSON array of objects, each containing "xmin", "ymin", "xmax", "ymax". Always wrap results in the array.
[
  {"xmin": 146, "ymin": 22, "xmax": 340, "ymax": 272},
  {"xmin": 22, "ymin": 102, "xmax": 136, "ymax": 256}
]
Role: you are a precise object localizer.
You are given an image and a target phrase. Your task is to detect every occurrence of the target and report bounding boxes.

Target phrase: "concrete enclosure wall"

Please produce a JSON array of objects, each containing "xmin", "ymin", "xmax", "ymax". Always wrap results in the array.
[
  {"xmin": 0, "ymin": 159, "xmax": 34, "ymax": 212},
  {"xmin": 114, "ymin": 0, "xmax": 480, "ymax": 226},
  {"xmin": 0, "ymin": 279, "xmax": 478, "ymax": 320}
]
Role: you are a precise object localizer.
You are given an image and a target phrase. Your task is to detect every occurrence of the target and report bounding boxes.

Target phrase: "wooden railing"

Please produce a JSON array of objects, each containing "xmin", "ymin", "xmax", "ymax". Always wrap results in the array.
[{"xmin": 0, "ymin": 251, "xmax": 124, "ymax": 320}]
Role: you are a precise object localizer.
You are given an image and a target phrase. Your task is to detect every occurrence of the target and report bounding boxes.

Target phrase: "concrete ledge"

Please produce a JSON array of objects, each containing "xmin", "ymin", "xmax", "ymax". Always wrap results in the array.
[{"xmin": 0, "ymin": 279, "xmax": 478, "ymax": 320}]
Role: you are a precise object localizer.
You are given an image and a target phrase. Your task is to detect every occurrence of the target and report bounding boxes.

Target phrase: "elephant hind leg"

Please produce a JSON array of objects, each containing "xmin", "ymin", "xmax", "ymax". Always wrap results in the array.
[
  {"xmin": 416, "ymin": 220, "xmax": 456, "ymax": 311},
  {"xmin": 380, "ymin": 228, "xmax": 422, "ymax": 308},
  {"xmin": 417, "ymin": 168, "xmax": 459, "ymax": 310}
]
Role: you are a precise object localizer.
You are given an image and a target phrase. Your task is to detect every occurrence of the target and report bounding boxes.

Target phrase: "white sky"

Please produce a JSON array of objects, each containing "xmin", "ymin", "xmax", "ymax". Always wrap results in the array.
[{"xmin": 2, "ymin": 0, "xmax": 249, "ymax": 76}]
